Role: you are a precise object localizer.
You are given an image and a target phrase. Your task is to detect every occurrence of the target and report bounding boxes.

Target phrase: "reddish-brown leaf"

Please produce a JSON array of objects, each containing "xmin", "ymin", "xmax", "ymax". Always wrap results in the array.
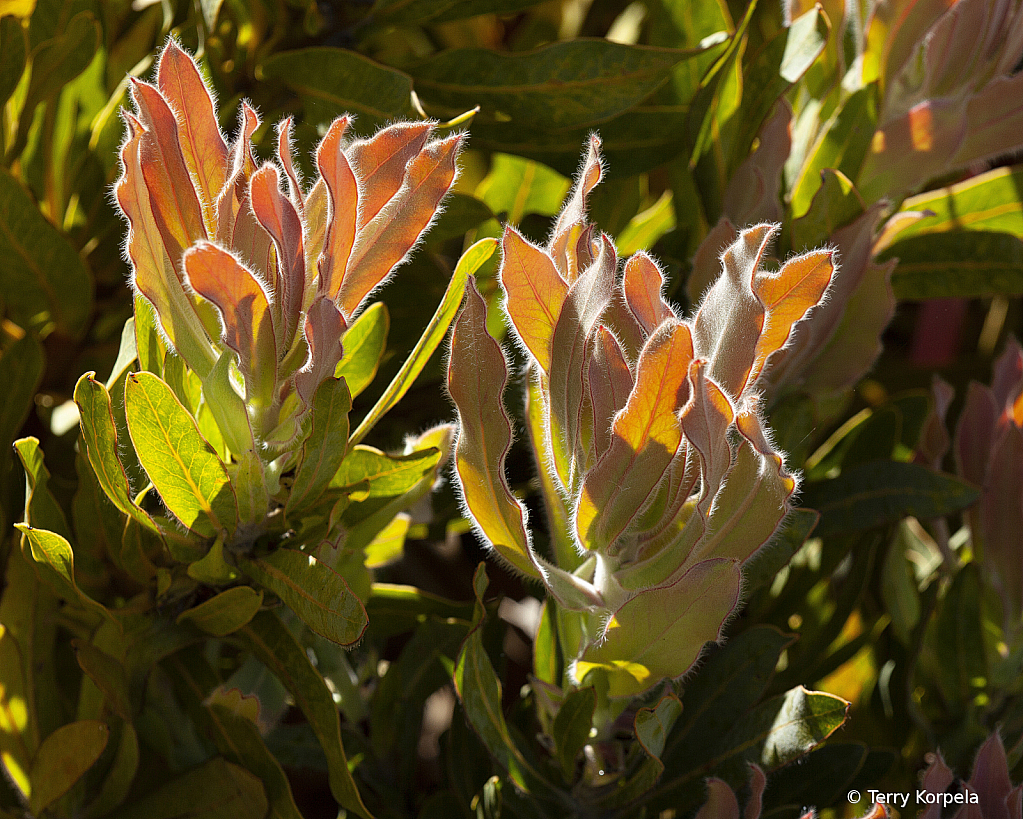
[
  {"xmin": 315, "ymin": 117, "xmax": 359, "ymax": 301},
  {"xmin": 588, "ymin": 326, "xmax": 633, "ymax": 459},
  {"xmin": 680, "ymin": 359, "xmax": 735, "ymax": 520},
  {"xmin": 550, "ymin": 134, "xmax": 603, "ymax": 281},
  {"xmin": 499, "ymin": 226, "xmax": 567, "ymax": 373},
  {"xmin": 156, "ymin": 41, "xmax": 229, "ymax": 230},
  {"xmin": 251, "ymin": 163, "xmax": 307, "ymax": 352},
  {"xmin": 348, "ymin": 121, "xmax": 432, "ymax": 228},
  {"xmin": 215, "ymin": 103, "xmax": 260, "ymax": 247},
  {"xmin": 340, "ymin": 133, "xmax": 462, "ymax": 319},
  {"xmin": 131, "ymin": 79, "xmax": 208, "ymax": 264},
  {"xmin": 295, "ymin": 296, "xmax": 347, "ymax": 406},
  {"xmin": 276, "ymin": 117, "xmax": 305, "ymax": 211},
  {"xmin": 184, "ymin": 241, "xmax": 278, "ymax": 408},
  {"xmin": 448, "ymin": 279, "xmax": 541, "ymax": 580},
  {"xmin": 623, "ymin": 252, "xmax": 674, "ymax": 336}
]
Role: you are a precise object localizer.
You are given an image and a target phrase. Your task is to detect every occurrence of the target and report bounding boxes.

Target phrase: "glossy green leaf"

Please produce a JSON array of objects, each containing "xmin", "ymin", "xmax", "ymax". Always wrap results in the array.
[
  {"xmin": 350, "ymin": 237, "xmax": 494, "ymax": 446},
  {"xmin": 801, "ymin": 461, "xmax": 980, "ymax": 539},
  {"xmin": 375, "ymin": 0, "xmax": 543, "ymax": 24},
  {"xmin": 124, "ymin": 371, "xmax": 238, "ymax": 537},
  {"xmin": 332, "ymin": 445, "xmax": 440, "ymax": 497},
  {"xmin": 885, "ymin": 164, "xmax": 1023, "ymax": 244},
  {"xmin": 176, "ymin": 586, "xmax": 263, "ymax": 637},
  {"xmin": 258, "ymin": 48, "xmax": 413, "ymax": 130},
  {"xmin": 27, "ymin": 719, "xmax": 109, "ymax": 816},
  {"xmin": 453, "ymin": 565, "xmax": 568, "ymax": 805},
  {"xmin": 14, "ymin": 435, "xmax": 70, "ymax": 546},
  {"xmin": 742, "ymin": 508, "xmax": 818, "ymax": 594},
  {"xmin": 72, "ymin": 639, "xmax": 132, "ymax": 721},
  {"xmin": 791, "ymin": 84, "xmax": 878, "ymax": 218},
  {"xmin": 238, "ymin": 610, "xmax": 372, "ymax": 819},
  {"xmin": 879, "ymin": 231, "xmax": 1023, "ymax": 299},
  {"xmin": 14, "ymin": 525, "xmax": 112, "ymax": 623},
  {"xmin": 0, "ymin": 168, "xmax": 92, "ymax": 334},
  {"xmin": 335, "ymin": 302, "xmax": 389, "ymax": 399},
  {"xmin": 200, "ymin": 353, "xmax": 255, "ymax": 458},
  {"xmin": 0, "ymin": 15, "xmax": 26, "ymax": 110},
  {"xmin": 240, "ymin": 548, "xmax": 368, "ymax": 646},
  {"xmin": 412, "ymin": 42, "xmax": 695, "ymax": 130},
  {"xmin": 790, "ymin": 169, "xmax": 865, "ymax": 251},
  {"xmin": 109, "ymin": 757, "xmax": 268, "ymax": 819},
  {"xmin": 635, "ymin": 693, "xmax": 683, "ymax": 763},
  {"xmin": 552, "ymin": 687, "xmax": 595, "ymax": 776},
  {"xmin": 287, "ymin": 377, "xmax": 351, "ymax": 517}
]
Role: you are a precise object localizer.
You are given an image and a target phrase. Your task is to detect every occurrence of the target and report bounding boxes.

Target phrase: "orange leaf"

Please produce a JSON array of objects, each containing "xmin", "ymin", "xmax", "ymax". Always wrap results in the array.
[
  {"xmin": 575, "ymin": 321, "xmax": 692, "ymax": 553},
  {"xmin": 340, "ymin": 133, "xmax": 462, "ymax": 319},
  {"xmin": 116, "ymin": 116, "xmax": 215, "ymax": 376},
  {"xmin": 588, "ymin": 326, "xmax": 633, "ymax": 459},
  {"xmin": 550, "ymin": 134, "xmax": 603, "ymax": 282},
  {"xmin": 348, "ymin": 121, "xmax": 432, "ymax": 228},
  {"xmin": 251, "ymin": 163, "xmax": 306, "ymax": 352},
  {"xmin": 751, "ymin": 248, "xmax": 834, "ymax": 383},
  {"xmin": 680, "ymin": 359, "xmax": 735, "ymax": 520},
  {"xmin": 156, "ymin": 41, "xmax": 229, "ymax": 231},
  {"xmin": 184, "ymin": 241, "xmax": 278, "ymax": 408},
  {"xmin": 130, "ymin": 79, "xmax": 207, "ymax": 263},
  {"xmin": 315, "ymin": 117, "xmax": 359, "ymax": 301},
  {"xmin": 276, "ymin": 117, "xmax": 305, "ymax": 210},
  {"xmin": 623, "ymin": 252, "xmax": 674, "ymax": 336},
  {"xmin": 215, "ymin": 103, "xmax": 260, "ymax": 246},
  {"xmin": 448, "ymin": 279, "xmax": 540, "ymax": 580},
  {"xmin": 499, "ymin": 226, "xmax": 567, "ymax": 373}
]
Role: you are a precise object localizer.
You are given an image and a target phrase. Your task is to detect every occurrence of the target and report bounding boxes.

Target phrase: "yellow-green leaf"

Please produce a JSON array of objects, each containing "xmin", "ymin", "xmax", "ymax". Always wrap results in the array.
[
  {"xmin": 27, "ymin": 720, "xmax": 109, "ymax": 816},
  {"xmin": 177, "ymin": 586, "xmax": 263, "ymax": 637}
]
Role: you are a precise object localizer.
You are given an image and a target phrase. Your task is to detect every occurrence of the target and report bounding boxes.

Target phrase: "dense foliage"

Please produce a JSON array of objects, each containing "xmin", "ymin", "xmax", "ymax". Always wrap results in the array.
[{"xmin": 1, "ymin": 0, "xmax": 1022, "ymax": 817}]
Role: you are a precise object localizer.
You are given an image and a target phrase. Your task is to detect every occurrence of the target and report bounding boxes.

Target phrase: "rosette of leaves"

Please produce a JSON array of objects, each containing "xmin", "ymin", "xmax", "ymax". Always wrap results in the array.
[
  {"xmin": 447, "ymin": 136, "xmax": 835, "ymax": 705},
  {"xmin": 15, "ymin": 39, "xmax": 478, "ymax": 650}
]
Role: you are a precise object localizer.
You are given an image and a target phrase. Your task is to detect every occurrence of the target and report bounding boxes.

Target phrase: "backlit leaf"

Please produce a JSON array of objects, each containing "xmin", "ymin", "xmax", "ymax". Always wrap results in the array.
[
  {"xmin": 240, "ymin": 548, "xmax": 368, "ymax": 646},
  {"xmin": 349, "ymin": 121, "xmax": 432, "ymax": 228},
  {"xmin": 448, "ymin": 278, "xmax": 539, "ymax": 579},
  {"xmin": 315, "ymin": 116, "xmax": 359, "ymax": 299},
  {"xmin": 124, "ymin": 372, "xmax": 238, "ymax": 537},
  {"xmin": 332, "ymin": 445, "xmax": 440, "ymax": 498},
  {"xmin": 0, "ymin": 15, "xmax": 26, "ymax": 111},
  {"xmin": 14, "ymin": 525, "xmax": 112, "ymax": 623},
  {"xmin": 287, "ymin": 377, "xmax": 351, "ymax": 517},
  {"xmin": 335, "ymin": 302, "xmax": 388, "ymax": 398}
]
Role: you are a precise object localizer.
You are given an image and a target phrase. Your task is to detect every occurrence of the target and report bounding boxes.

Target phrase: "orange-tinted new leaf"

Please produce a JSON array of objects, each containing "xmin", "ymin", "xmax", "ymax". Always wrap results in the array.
[
  {"xmin": 348, "ymin": 121, "xmax": 432, "ymax": 228},
  {"xmin": 315, "ymin": 117, "xmax": 359, "ymax": 301}
]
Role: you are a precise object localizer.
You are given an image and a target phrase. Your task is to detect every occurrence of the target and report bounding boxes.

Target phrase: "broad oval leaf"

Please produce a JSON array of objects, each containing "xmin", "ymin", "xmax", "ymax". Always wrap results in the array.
[
  {"xmin": 176, "ymin": 586, "xmax": 264, "ymax": 637},
  {"xmin": 240, "ymin": 548, "xmax": 368, "ymax": 646},
  {"xmin": 27, "ymin": 720, "xmax": 109, "ymax": 816},
  {"xmin": 124, "ymin": 371, "xmax": 238, "ymax": 537},
  {"xmin": 332, "ymin": 445, "xmax": 440, "ymax": 498},
  {"xmin": 258, "ymin": 48, "xmax": 414, "ymax": 130},
  {"xmin": 411, "ymin": 41, "xmax": 698, "ymax": 130}
]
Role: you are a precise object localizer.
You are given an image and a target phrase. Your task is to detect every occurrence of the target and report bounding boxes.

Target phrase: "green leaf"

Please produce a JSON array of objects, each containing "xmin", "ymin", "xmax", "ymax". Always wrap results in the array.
[
  {"xmin": 238, "ymin": 610, "xmax": 373, "ymax": 819},
  {"xmin": 206, "ymin": 703, "xmax": 304, "ymax": 819},
  {"xmin": 27, "ymin": 719, "xmax": 109, "ymax": 816},
  {"xmin": 791, "ymin": 84, "xmax": 878, "ymax": 219},
  {"xmin": 14, "ymin": 525, "xmax": 112, "ymax": 623},
  {"xmin": 124, "ymin": 371, "xmax": 238, "ymax": 537},
  {"xmin": 426, "ymin": 192, "xmax": 495, "ymax": 243},
  {"xmin": 477, "ymin": 154, "xmax": 569, "ymax": 224},
  {"xmin": 288, "ymin": 377, "xmax": 351, "ymax": 518},
  {"xmin": 335, "ymin": 301, "xmax": 389, "ymax": 399},
  {"xmin": 332, "ymin": 445, "xmax": 440, "ymax": 498},
  {"xmin": 74, "ymin": 373, "xmax": 163, "ymax": 535},
  {"xmin": 742, "ymin": 508, "xmax": 818, "ymax": 594},
  {"xmin": 375, "ymin": 0, "xmax": 544, "ymax": 24},
  {"xmin": 257, "ymin": 48, "xmax": 413, "ymax": 130},
  {"xmin": 83, "ymin": 723, "xmax": 139, "ymax": 819},
  {"xmin": 879, "ymin": 231, "xmax": 1023, "ymax": 299},
  {"xmin": 552, "ymin": 688, "xmax": 595, "ymax": 776},
  {"xmin": 790, "ymin": 168, "xmax": 865, "ymax": 251},
  {"xmin": 882, "ymin": 523, "xmax": 922, "ymax": 645},
  {"xmin": 0, "ymin": 15, "xmax": 27, "ymax": 110},
  {"xmin": 729, "ymin": 5, "xmax": 828, "ymax": 171},
  {"xmin": 933, "ymin": 564, "xmax": 988, "ymax": 707},
  {"xmin": 412, "ymin": 42, "xmax": 697, "ymax": 130},
  {"xmin": 107, "ymin": 757, "xmax": 268, "ymax": 819},
  {"xmin": 0, "ymin": 621, "xmax": 35, "ymax": 800},
  {"xmin": 365, "ymin": 583, "xmax": 474, "ymax": 639},
  {"xmin": 200, "ymin": 353, "xmax": 255, "ymax": 457},
  {"xmin": 0, "ymin": 168, "xmax": 92, "ymax": 334},
  {"xmin": 453, "ymin": 565, "xmax": 568, "ymax": 806},
  {"xmin": 240, "ymin": 548, "xmax": 368, "ymax": 646},
  {"xmin": 801, "ymin": 461, "xmax": 981, "ymax": 539},
  {"xmin": 72, "ymin": 639, "xmax": 132, "ymax": 721},
  {"xmin": 885, "ymin": 164, "xmax": 1023, "ymax": 243},
  {"xmin": 176, "ymin": 586, "xmax": 263, "ymax": 637},
  {"xmin": 350, "ymin": 237, "xmax": 494, "ymax": 446},
  {"xmin": 13, "ymin": 433, "xmax": 70, "ymax": 541}
]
